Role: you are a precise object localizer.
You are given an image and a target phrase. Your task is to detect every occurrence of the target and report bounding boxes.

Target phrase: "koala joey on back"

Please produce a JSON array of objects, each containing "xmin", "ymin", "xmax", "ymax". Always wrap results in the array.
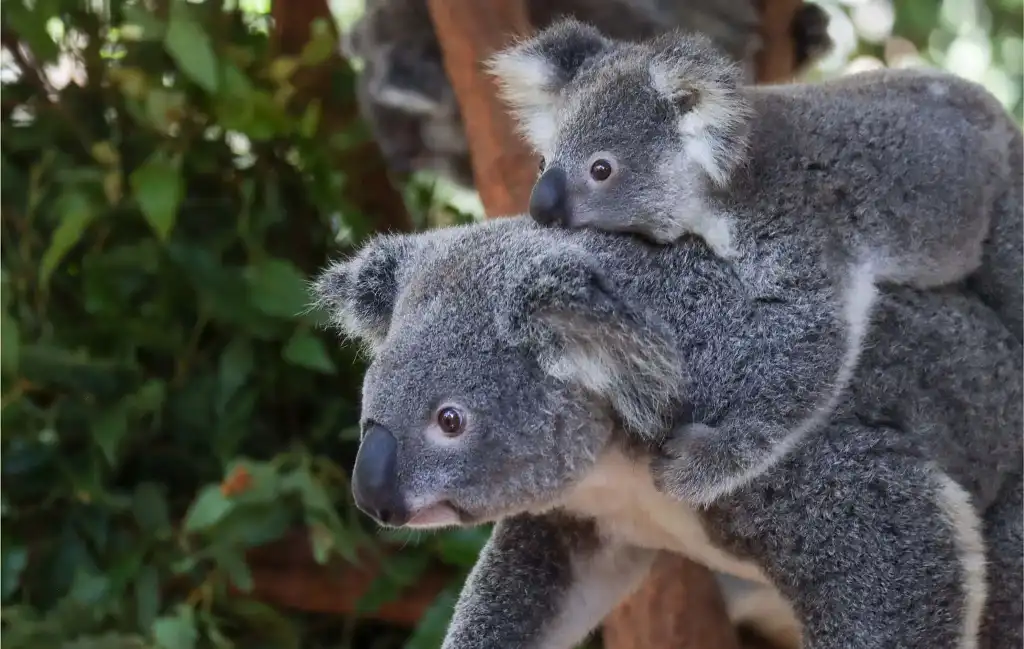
[
  {"xmin": 488, "ymin": 20, "xmax": 1024, "ymax": 504},
  {"xmin": 312, "ymin": 216, "xmax": 1023, "ymax": 649},
  {"xmin": 342, "ymin": 0, "xmax": 833, "ymax": 188}
]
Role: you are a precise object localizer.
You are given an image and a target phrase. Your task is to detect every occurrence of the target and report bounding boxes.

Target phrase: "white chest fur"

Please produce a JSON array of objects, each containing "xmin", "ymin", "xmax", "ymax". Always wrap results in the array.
[{"xmin": 558, "ymin": 450, "xmax": 770, "ymax": 585}]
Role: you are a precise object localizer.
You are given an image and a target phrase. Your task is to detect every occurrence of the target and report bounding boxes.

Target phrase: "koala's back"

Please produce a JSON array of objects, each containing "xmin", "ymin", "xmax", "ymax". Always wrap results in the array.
[
  {"xmin": 455, "ymin": 216, "xmax": 1022, "ymax": 503},
  {"xmin": 725, "ymin": 68, "xmax": 1018, "ymax": 289},
  {"xmin": 550, "ymin": 222, "xmax": 1022, "ymax": 505}
]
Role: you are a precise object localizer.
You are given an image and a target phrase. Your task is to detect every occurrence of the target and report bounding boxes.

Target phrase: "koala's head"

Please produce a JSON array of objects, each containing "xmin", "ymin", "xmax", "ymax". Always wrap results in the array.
[
  {"xmin": 342, "ymin": 0, "xmax": 473, "ymax": 186},
  {"xmin": 312, "ymin": 220, "xmax": 682, "ymax": 530},
  {"xmin": 488, "ymin": 19, "xmax": 753, "ymax": 243}
]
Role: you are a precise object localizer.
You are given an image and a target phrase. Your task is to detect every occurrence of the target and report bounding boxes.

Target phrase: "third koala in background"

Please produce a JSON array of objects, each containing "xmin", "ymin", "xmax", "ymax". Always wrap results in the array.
[
  {"xmin": 489, "ymin": 19, "xmax": 1024, "ymax": 505},
  {"xmin": 342, "ymin": 0, "xmax": 832, "ymax": 188}
]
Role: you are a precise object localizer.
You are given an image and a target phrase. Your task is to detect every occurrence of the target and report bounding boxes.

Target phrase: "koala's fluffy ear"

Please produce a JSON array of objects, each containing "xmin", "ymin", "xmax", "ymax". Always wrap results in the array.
[
  {"xmin": 310, "ymin": 234, "xmax": 420, "ymax": 350},
  {"xmin": 487, "ymin": 19, "xmax": 610, "ymax": 149},
  {"xmin": 648, "ymin": 31, "xmax": 754, "ymax": 186},
  {"xmin": 498, "ymin": 246, "xmax": 683, "ymax": 437}
]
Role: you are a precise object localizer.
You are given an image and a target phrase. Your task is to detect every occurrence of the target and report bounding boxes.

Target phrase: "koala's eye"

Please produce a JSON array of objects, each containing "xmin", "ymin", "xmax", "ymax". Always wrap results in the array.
[
  {"xmin": 590, "ymin": 158, "xmax": 614, "ymax": 182},
  {"xmin": 538, "ymin": 156, "xmax": 546, "ymax": 172},
  {"xmin": 437, "ymin": 406, "xmax": 465, "ymax": 436}
]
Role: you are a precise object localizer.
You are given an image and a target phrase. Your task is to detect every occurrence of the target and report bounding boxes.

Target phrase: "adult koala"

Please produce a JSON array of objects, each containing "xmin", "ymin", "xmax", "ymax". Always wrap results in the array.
[
  {"xmin": 341, "ymin": 0, "xmax": 832, "ymax": 187},
  {"xmin": 313, "ymin": 217, "xmax": 1022, "ymax": 649}
]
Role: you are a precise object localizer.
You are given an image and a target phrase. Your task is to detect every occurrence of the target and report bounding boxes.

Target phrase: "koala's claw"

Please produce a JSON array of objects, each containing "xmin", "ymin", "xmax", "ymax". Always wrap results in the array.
[
  {"xmin": 651, "ymin": 422, "xmax": 729, "ymax": 506},
  {"xmin": 651, "ymin": 420, "xmax": 789, "ymax": 507}
]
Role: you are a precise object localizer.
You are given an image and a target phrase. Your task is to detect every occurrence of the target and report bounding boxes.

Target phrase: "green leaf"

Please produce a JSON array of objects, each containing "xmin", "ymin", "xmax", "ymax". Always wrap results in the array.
[
  {"xmin": 223, "ymin": 599, "xmax": 300, "ymax": 649},
  {"xmin": 129, "ymin": 379, "xmax": 167, "ymax": 415},
  {"xmin": 1, "ymin": 312, "xmax": 20, "ymax": 377},
  {"xmin": 298, "ymin": 100, "xmax": 322, "ymax": 138},
  {"xmin": 1, "ymin": 545, "xmax": 29, "ymax": 601},
  {"xmin": 282, "ymin": 330, "xmax": 336, "ymax": 373},
  {"xmin": 433, "ymin": 528, "xmax": 490, "ymax": 568},
  {"xmin": 356, "ymin": 554, "xmax": 430, "ymax": 614},
  {"xmin": 40, "ymin": 192, "xmax": 96, "ymax": 287},
  {"xmin": 6, "ymin": 3, "xmax": 60, "ymax": 63},
  {"xmin": 182, "ymin": 485, "xmax": 234, "ymax": 532},
  {"xmin": 308, "ymin": 522, "xmax": 335, "ymax": 564},
  {"xmin": 211, "ymin": 547, "xmax": 253, "ymax": 593},
  {"xmin": 133, "ymin": 482, "xmax": 171, "ymax": 540},
  {"xmin": 245, "ymin": 258, "xmax": 310, "ymax": 318},
  {"xmin": 122, "ymin": 5, "xmax": 167, "ymax": 41},
  {"xmin": 130, "ymin": 153, "xmax": 183, "ymax": 242},
  {"xmin": 152, "ymin": 606, "xmax": 197, "ymax": 649},
  {"xmin": 144, "ymin": 89, "xmax": 187, "ymax": 133},
  {"xmin": 404, "ymin": 587, "xmax": 459, "ymax": 649},
  {"xmin": 135, "ymin": 565, "xmax": 161, "ymax": 631},
  {"xmin": 211, "ymin": 503, "xmax": 291, "ymax": 548},
  {"xmin": 218, "ymin": 338, "xmax": 253, "ymax": 410},
  {"xmin": 69, "ymin": 569, "xmax": 109, "ymax": 606},
  {"xmin": 164, "ymin": 8, "xmax": 219, "ymax": 93},
  {"xmin": 299, "ymin": 19, "xmax": 336, "ymax": 67},
  {"xmin": 93, "ymin": 405, "xmax": 129, "ymax": 466}
]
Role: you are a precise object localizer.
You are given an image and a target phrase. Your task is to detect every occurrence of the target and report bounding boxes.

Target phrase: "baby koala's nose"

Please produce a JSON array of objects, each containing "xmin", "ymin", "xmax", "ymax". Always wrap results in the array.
[{"xmin": 529, "ymin": 167, "xmax": 569, "ymax": 227}]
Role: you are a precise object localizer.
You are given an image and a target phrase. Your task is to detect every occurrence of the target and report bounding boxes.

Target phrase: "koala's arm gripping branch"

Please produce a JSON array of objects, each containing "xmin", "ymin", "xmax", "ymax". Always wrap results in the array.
[{"xmin": 426, "ymin": 0, "xmax": 538, "ymax": 217}]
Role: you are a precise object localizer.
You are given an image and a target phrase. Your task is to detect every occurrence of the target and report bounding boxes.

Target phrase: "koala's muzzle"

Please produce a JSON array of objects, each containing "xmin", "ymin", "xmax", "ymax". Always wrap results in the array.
[
  {"xmin": 529, "ymin": 167, "xmax": 569, "ymax": 227},
  {"xmin": 351, "ymin": 423, "xmax": 408, "ymax": 526}
]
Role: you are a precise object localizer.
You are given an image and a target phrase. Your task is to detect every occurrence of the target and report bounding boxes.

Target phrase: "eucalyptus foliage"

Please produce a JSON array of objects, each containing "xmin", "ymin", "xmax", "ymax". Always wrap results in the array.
[{"xmin": 2, "ymin": 2, "xmax": 484, "ymax": 648}]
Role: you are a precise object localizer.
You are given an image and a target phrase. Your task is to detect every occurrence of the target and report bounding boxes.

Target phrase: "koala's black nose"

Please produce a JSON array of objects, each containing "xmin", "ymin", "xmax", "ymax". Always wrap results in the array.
[
  {"xmin": 351, "ymin": 424, "xmax": 408, "ymax": 526},
  {"xmin": 529, "ymin": 167, "xmax": 569, "ymax": 227}
]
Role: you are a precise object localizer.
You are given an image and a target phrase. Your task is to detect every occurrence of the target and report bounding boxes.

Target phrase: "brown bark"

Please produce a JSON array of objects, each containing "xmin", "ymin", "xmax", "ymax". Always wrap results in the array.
[
  {"xmin": 603, "ymin": 554, "xmax": 742, "ymax": 649},
  {"xmin": 272, "ymin": 0, "xmax": 412, "ymax": 233},
  {"xmin": 246, "ymin": 530, "xmax": 451, "ymax": 625},
  {"xmin": 755, "ymin": 0, "xmax": 806, "ymax": 83},
  {"xmin": 426, "ymin": 0, "xmax": 536, "ymax": 217}
]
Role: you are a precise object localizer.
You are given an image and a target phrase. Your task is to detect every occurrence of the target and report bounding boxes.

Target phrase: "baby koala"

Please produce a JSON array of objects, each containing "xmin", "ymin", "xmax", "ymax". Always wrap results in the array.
[{"xmin": 489, "ymin": 19, "xmax": 1023, "ymax": 504}]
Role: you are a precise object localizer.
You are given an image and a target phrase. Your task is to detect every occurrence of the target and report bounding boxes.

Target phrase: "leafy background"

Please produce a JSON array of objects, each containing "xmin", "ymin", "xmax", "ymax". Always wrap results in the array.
[{"xmin": 1, "ymin": 1, "xmax": 1020, "ymax": 648}]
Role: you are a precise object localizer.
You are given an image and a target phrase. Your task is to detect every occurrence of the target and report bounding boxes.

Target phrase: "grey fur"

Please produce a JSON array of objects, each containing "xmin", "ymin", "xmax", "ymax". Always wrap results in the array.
[
  {"xmin": 342, "ymin": 0, "xmax": 832, "ymax": 188},
  {"xmin": 488, "ymin": 21, "xmax": 1024, "ymax": 502},
  {"xmin": 313, "ymin": 216, "xmax": 1023, "ymax": 649}
]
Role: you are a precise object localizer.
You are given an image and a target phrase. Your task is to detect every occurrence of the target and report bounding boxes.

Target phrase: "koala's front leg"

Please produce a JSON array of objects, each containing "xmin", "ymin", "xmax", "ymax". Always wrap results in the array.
[
  {"xmin": 442, "ymin": 512, "xmax": 656, "ymax": 649},
  {"xmin": 652, "ymin": 418, "xmax": 800, "ymax": 506}
]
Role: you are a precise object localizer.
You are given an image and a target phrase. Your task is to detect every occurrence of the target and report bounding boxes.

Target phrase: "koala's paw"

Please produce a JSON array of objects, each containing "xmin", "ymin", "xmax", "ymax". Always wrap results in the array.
[{"xmin": 651, "ymin": 422, "xmax": 757, "ymax": 507}]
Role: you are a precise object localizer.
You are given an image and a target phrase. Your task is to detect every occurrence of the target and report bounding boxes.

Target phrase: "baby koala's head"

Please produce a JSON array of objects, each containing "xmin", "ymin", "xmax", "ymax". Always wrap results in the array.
[{"xmin": 488, "ymin": 19, "xmax": 753, "ymax": 244}]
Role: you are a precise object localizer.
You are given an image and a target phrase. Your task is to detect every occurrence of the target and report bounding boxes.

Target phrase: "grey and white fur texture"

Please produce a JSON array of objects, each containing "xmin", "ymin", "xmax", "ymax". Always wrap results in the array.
[
  {"xmin": 341, "ymin": 0, "xmax": 832, "ymax": 188},
  {"xmin": 487, "ymin": 20, "xmax": 1024, "ymax": 504},
  {"xmin": 312, "ymin": 216, "xmax": 1022, "ymax": 649}
]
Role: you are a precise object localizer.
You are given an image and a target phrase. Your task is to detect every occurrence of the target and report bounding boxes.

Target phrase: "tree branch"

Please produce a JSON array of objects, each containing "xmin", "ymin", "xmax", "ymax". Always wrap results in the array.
[{"xmin": 426, "ymin": 0, "xmax": 536, "ymax": 217}]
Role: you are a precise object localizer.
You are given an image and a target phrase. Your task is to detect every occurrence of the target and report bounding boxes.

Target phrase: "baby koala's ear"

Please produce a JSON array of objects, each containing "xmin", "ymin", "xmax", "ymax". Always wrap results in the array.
[
  {"xmin": 648, "ymin": 31, "xmax": 754, "ymax": 186},
  {"xmin": 310, "ymin": 234, "xmax": 422, "ymax": 350},
  {"xmin": 497, "ymin": 245, "xmax": 683, "ymax": 437},
  {"xmin": 487, "ymin": 18, "xmax": 610, "ymax": 149}
]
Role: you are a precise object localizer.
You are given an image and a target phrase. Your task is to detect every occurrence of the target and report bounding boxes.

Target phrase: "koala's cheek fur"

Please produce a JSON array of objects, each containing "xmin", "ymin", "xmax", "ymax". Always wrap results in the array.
[{"xmin": 358, "ymin": 332, "xmax": 617, "ymax": 526}]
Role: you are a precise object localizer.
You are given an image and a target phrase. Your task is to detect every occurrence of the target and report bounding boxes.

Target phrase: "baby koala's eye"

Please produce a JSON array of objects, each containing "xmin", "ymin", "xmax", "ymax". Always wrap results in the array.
[
  {"xmin": 437, "ymin": 406, "xmax": 465, "ymax": 436},
  {"xmin": 538, "ymin": 156, "xmax": 546, "ymax": 172},
  {"xmin": 590, "ymin": 158, "xmax": 614, "ymax": 182}
]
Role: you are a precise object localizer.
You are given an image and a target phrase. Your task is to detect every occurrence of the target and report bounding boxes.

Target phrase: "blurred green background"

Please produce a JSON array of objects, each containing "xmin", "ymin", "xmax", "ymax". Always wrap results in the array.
[{"xmin": 1, "ymin": 1, "xmax": 1021, "ymax": 648}]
